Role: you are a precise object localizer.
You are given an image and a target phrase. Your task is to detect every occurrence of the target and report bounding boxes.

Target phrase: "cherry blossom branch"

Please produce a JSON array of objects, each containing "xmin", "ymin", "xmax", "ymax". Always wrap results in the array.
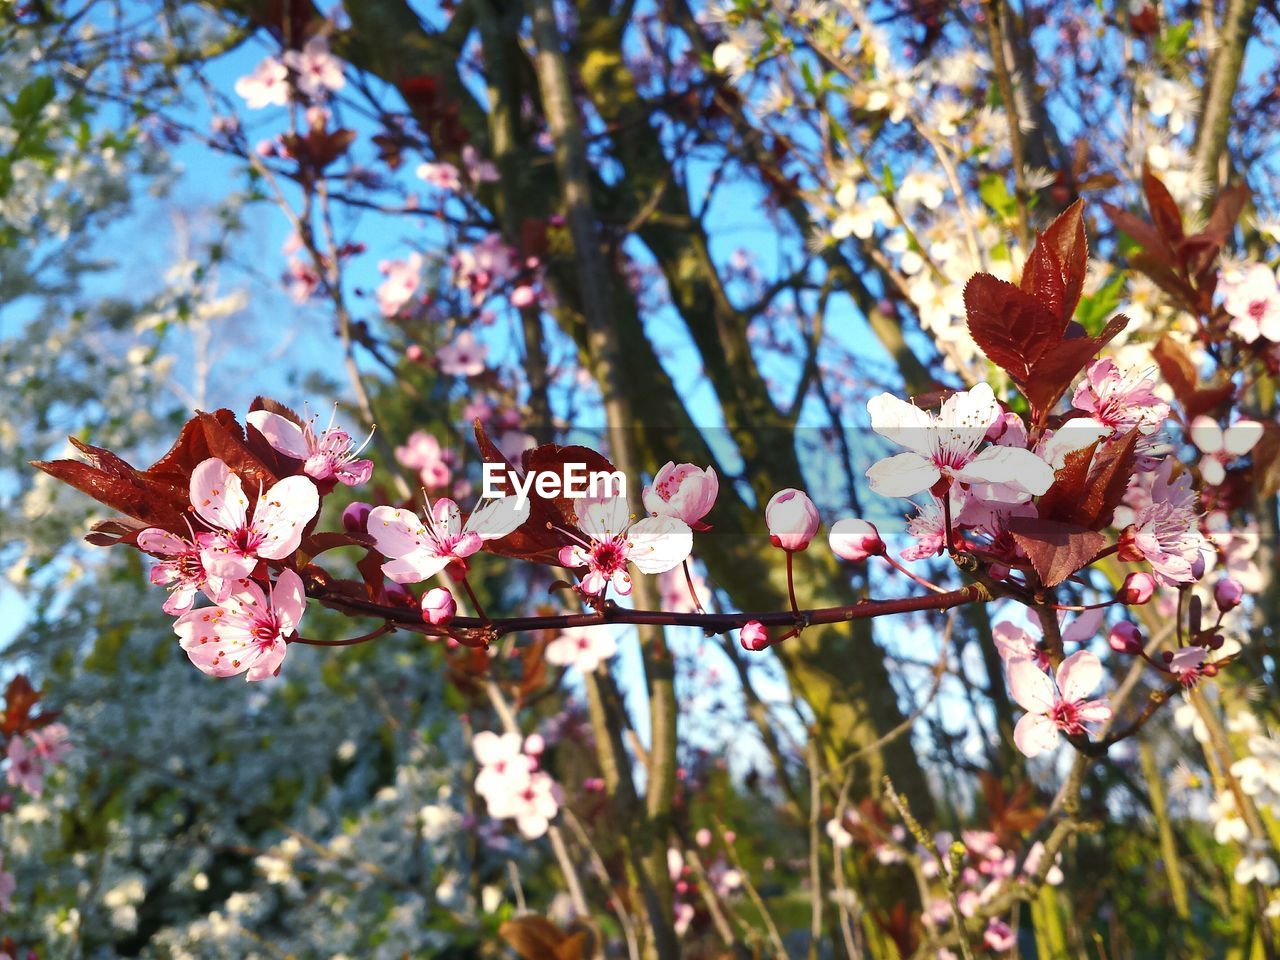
[{"xmin": 308, "ymin": 580, "xmax": 994, "ymax": 644}]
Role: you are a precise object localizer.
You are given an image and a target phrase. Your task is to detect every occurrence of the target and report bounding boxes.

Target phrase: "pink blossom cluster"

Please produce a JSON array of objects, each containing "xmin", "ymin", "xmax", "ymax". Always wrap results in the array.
[
  {"xmin": 472, "ymin": 731, "xmax": 560, "ymax": 839},
  {"xmin": 4, "ymin": 723, "xmax": 70, "ymax": 799}
]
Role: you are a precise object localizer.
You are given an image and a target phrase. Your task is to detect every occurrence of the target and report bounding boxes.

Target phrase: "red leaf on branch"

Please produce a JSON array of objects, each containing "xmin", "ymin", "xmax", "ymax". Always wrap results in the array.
[
  {"xmin": 1033, "ymin": 441, "xmax": 1099, "ymax": 525},
  {"xmin": 1008, "ymin": 516, "xmax": 1107, "ymax": 587},
  {"xmin": 2, "ymin": 675, "xmax": 58, "ymax": 737},
  {"xmin": 31, "ymin": 439, "xmax": 188, "ymax": 534},
  {"xmin": 1019, "ymin": 199, "xmax": 1088, "ymax": 322},
  {"xmin": 1143, "ymin": 164, "xmax": 1184, "ymax": 245}
]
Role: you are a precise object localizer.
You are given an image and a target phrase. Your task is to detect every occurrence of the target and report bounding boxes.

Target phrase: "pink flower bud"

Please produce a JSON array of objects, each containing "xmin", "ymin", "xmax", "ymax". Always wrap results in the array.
[
  {"xmin": 723, "ymin": 830, "xmax": 736, "ymax": 843},
  {"xmin": 740, "ymin": 620, "xmax": 770, "ymax": 651},
  {"xmin": 829, "ymin": 518, "xmax": 884, "ymax": 562},
  {"xmin": 765, "ymin": 488, "xmax": 820, "ymax": 551},
  {"xmin": 421, "ymin": 587, "xmax": 457, "ymax": 626},
  {"xmin": 405, "ymin": 343, "xmax": 424, "ymax": 362},
  {"xmin": 1108, "ymin": 620, "xmax": 1143, "ymax": 654},
  {"xmin": 1117, "ymin": 572, "xmax": 1156, "ymax": 605},
  {"xmin": 643, "ymin": 462, "xmax": 719, "ymax": 526},
  {"xmin": 695, "ymin": 827, "xmax": 712, "ymax": 847},
  {"xmin": 342, "ymin": 501, "xmax": 372, "ymax": 533},
  {"xmin": 1214, "ymin": 577, "xmax": 1243, "ymax": 612}
]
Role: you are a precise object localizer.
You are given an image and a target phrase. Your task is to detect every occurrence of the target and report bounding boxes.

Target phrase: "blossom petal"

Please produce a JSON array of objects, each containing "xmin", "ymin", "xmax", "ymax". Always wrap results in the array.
[
  {"xmin": 466, "ymin": 496, "xmax": 531, "ymax": 540},
  {"xmin": 246, "ymin": 410, "xmax": 312, "ymax": 460},
  {"xmin": 1077, "ymin": 699, "xmax": 1113, "ymax": 724},
  {"xmin": 382, "ymin": 549, "xmax": 450, "ymax": 584},
  {"xmin": 367, "ymin": 506, "xmax": 430, "ymax": 559},
  {"xmin": 628, "ymin": 516, "xmax": 693, "ymax": 574},
  {"xmin": 1006, "ymin": 657, "xmax": 1056, "ymax": 713},
  {"xmin": 1224, "ymin": 420, "xmax": 1263, "ymax": 456},
  {"xmin": 190, "ymin": 458, "xmax": 249, "ymax": 532},
  {"xmin": 252, "ymin": 476, "xmax": 320, "ymax": 560},
  {"xmin": 577, "ymin": 495, "xmax": 631, "ymax": 541},
  {"xmin": 955, "ymin": 446, "xmax": 1054, "ymax": 495},
  {"xmin": 1056, "ymin": 650, "xmax": 1104, "ymax": 703},
  {"xmin": 272, "ymin": 568, "xmax": 306, "ymax": 633},
  {"xmin": 867, "ymin": 393, "xmax": 935, "ymax": 454},
  {"xmin": 1059, "ymin": 607, "xmax": 1104, "ymax": 646},
  {"xmin": 137, "ymin": 528, "xmax": 187, "ymax": 556},
  {"xmin": 1189, "ymin": 415, "xmax": 1224, "ymax": 454},
  {"xmin": 866, "ymin": 452, "xmax": 941, "ymax": 498},
  {"xmin": 1013, "ymin": 712, "xmax": 1060, "ymax": 758}
]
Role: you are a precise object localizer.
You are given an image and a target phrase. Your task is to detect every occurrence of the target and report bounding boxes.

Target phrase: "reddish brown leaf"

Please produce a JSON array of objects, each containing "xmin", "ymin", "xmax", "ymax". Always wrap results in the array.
[
  {"xmin": 31, "ymin": 443, "xmax": 187, "ymax": 533},
  {"xmin": 1020, "ymin": 314, "xmax": 1130, "ymax": 417},
  {"xmin": 1202, "ymin": 182, "xmax": 1250, "ymax": 246},
  {"xmin": 1019, "ymin": 199, "xmax": 1088, "ymax": 322},
  {"xmin": 963, "ymin": 274, "xmax": 1062, "ymax": 381},
  {"xmin": 1008, "ymin": 516, "xmax": 1107, "ymax": 587},
  {"xmin": 2, "ymin": 675, "xmax": 58, "ymax": 737},
  {"xmin": 1075, "ymin": 430, "xmax": 1139, "ymax": 529},
  {"xmin": 1142, "ymin": 164, "xmax": 1184, "ymax": 244},
  {"xmin": 1033, "ymin": 440, "xmax": 1099, "ymax": 524}
]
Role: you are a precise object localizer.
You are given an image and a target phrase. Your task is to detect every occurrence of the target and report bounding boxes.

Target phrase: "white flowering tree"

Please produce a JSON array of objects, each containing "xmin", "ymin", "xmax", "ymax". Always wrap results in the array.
[{"xmin": 7, "ymin": 0, "xmax": 1280, "ymax": 957}]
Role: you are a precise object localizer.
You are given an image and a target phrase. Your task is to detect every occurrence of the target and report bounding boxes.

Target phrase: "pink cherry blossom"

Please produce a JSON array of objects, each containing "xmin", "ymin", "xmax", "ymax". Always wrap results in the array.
[
  {"xmin": 376, "ymin": 254, "xmax": 422, "ymax": 317},
  {"xmin": 1117, "ymin": 460, "xmax": 1208, "ymax": 585},
  {"xmin": 900, "ymin": 488, "xmax": 967, "ymax": 560},
  {"xmin": 437, "ymin": 330, "xmax": 488, "ymax": 377},
  {"xmin": 1222, "ymin": 263, "xmax": 1280, "ymax": 342},
  {"xmin": 643, "ymin": 462, "xmax": 718, "ymax": 526},
  {"xmin": 659, "ymin": 565, "xmax": 707, "ymax": 613},
  {"xmin": 366, "ymin": 496, "xmax": 530, "ymax": 584},
  {"xmin": 558, "ymin": 495, "xmax": 693, "ymax": 596},
  {"xmin": 1189, "ymin": 415, "xmax": 1263, "ymax": 486},
  {"xmin": 137, "ymin": 527, "xmax": 230, "ymax": 615},
  {"xmin": 284, "ymin": 257, "xmax": 321, "ymax": 303},
  {"xmin": 234, "ymin": 56, "xmax": 289, "ymax": 109},
  {"xmin": 173, "ymin": 569, "xmax": 306, "ymax": 681},
  {"xmin": 473, "ymin": 731, "xmax": 536, "ymax": 801},
  {"xmin": 1070, "ymin": 359, "xmax": 1170, "ymax": 437},
  {"xmin": 984, "ymin": 919, "xmax": 1015, "ymax": 952},
  {"xmin": 281, "ymin": 36, "xmax": 345, "ymax": 99},
  {"xmin": 1007, "ymin": 651, "xmax": 1112, "ymax": 757},
  {"xmin": 866, "ymin": 383, "xmax": 1054, "ymax": 500},
  {"xmin": 190, "ymin": 458, "xmax": 320, "ymax": 580},
  {"xmin": 765, "ymin": 488, "xmax": 820, "ymax": 551},
  {"xmin": 1166, "ymin": 647, "xmax": 1208, "ymax": 687},
  {"xmin": 452, "ymin": 233, "xmax": 518, "ymax": 303},
  {"xmin": 395, "ymin": 430, "xmax": 453, "ymax": 488},
  {"xmin": 545, "ymin": 626, "xmax": 618, "ymax": 673},
  {"xmin": 417, "ymin": 161, "xmax": 461, "ymax": 190},
  {"xmin": 992, "ymin": 621, "xmax": 1049, "ymax": 669},
  {"xmin": 29, "ymin": 723, "xmax": 71, "ymax": 765},
  {"xmin": 5, "ymin": 737, "xmax": 43, "ymax": 796},
  {"xmin": 487, "ymin": 770, "xmax": 560, "ymax": 839},
  {"xmin": 247, "ymin": 409, "xmax": 373, "ymax": 487}
]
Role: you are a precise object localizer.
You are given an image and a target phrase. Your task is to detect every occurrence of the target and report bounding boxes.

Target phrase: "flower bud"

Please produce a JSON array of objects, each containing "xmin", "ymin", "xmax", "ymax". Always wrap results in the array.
[
  {"xmin": 740, "ymin": 620, "xmax": 770, "ymax": 651},
  {"xmin": 695, "ymin": 827, "xmax": 712, "ymax": 847},
  {"xmin": 765, "ymin": 488, "xmax": 820, "ymax": 551},
  {"xmin": 1117, "ymin": 572, "xmax": 1156, "ymax": 605},
  {"xmin": 421, "ymin": 587, "xmax": 457, "ymax": 626},
  {"xmin": 829, "ymin": 518, "xmax": 884, "ymax": 562},
  {"xmin": 405, "ymin": 343, "xmax": 424, "ymax": 362},
  {"xmin": 342, "ymin": 501, "xmax": 372, "ymax": 533},
  {"xmin": 1108, "ymin": 620, "xmax": 1143, "ymax": 655},
  {"xmin": 643, "ymin": 462, "xmax": 719, "ymax": 526},
  {"xmin": 1214, "ymin": 577, "xmax": 1243, "ymax": 612}
]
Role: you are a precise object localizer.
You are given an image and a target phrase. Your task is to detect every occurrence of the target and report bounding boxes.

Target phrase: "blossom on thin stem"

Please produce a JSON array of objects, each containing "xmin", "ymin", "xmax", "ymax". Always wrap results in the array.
[
  {"xmin": 247, "ymin": 409, "xmax": 373, "ymax": 487},
  {"xmin": 190, "ymin": 458, "xmax": 320, "ymax": 580},
  {"xmin": 866, "ymin": 383, "xmax": 1054, "ymax": 500},
  {"xmin": 366, "ymin": 496, "xmax": 529, "ymax": 584},
  {"xmin": 1007, "ymin": 651, "xmax": 1112, "ymax": 757},
  {"xmin": 174, "ymin": 569, "xmax": 307, "ymax": 681},
  {"xmin": 557, "ymin": 495, "xmax": 692, "ymax": 597}
]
